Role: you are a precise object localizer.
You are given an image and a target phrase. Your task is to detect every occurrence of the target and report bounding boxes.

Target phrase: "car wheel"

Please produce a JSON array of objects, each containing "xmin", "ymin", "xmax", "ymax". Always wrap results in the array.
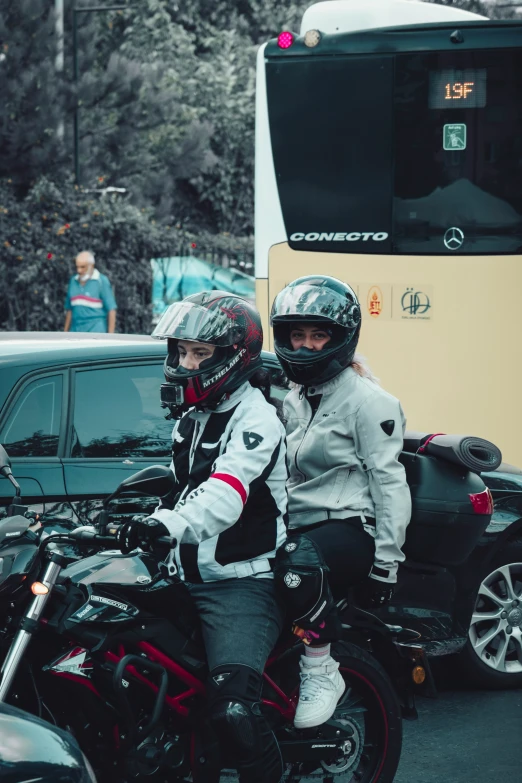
[{"xmin": 459, "ymin": 538, "xmax": 522, "ymax": 688}]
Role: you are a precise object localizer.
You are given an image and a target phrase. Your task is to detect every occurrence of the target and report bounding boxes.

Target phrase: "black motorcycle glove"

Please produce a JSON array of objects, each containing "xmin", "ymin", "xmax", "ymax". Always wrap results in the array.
[
  {"xmin": 354, "ymin": 577, "xmax": 395, "ymax": 610},
  {"xmin": 120, "ymin": 515, "xmax": 170, "ymax": 553}
]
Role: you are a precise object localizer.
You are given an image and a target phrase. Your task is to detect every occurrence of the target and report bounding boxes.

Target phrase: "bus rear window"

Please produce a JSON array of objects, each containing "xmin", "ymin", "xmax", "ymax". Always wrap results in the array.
[{"xmin": 266, "ymin": 47, "xmax": 522, "ymax": 255}]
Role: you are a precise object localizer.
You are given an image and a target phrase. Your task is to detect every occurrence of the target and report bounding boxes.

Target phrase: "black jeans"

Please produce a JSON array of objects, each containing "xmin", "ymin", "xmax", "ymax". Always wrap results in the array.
[
  {"xmin": 185, "ymin": 576, "xmax": 284, "ymax": 672},
  {"xmin": 290, "ymin": 518, "xmax": 375, "ymax": 600}
]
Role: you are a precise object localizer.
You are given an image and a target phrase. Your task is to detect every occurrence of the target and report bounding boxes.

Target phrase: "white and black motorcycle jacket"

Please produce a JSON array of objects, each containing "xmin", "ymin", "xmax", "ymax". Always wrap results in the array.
[
  {"xmin": 149, "ymin": 382, "xmax": 288, "ymax": 583},
  {"xmin": 284, "ymin": 366, "xmax": 412, "ymax": 584}
]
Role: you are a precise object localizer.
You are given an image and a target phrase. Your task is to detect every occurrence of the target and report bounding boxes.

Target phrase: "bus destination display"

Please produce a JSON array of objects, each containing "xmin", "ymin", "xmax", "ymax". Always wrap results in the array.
[{"xmin": 429, "ymin": 69, "xmax": 487, "ymax": 109}]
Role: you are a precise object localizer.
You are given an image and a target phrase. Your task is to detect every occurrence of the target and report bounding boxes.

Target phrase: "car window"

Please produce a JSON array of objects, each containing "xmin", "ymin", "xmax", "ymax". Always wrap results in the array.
[
  {"xmin": 71, "ymin": 364, "xmax": 172, "ymax": 458},
  {"xmin": 0, "ymin": 375, "xmax": 63, "ymax": 457}
]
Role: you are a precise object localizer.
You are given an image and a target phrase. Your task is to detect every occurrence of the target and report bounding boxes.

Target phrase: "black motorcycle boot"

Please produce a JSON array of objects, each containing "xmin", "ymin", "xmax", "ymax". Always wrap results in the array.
[
  {"xmin": 235, "ymin": 715, "xmax": 283, "ymax": 783},
  {"xmin": 207, "ymin": 664, "xmax": 284, "ymax": 783}
]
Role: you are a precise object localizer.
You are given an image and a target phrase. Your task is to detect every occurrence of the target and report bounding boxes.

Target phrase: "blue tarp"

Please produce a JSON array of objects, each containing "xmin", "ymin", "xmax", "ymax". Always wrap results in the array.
[{"xmin": 151, "ymin": 257, "xmax": 255, "ymax": 322}]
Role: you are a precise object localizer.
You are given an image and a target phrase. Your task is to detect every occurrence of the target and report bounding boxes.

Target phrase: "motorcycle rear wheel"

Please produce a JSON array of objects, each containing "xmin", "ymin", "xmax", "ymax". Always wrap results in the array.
[{"xmin": 294, "ymin": 640, "xmax": 403, "ymax": 783}]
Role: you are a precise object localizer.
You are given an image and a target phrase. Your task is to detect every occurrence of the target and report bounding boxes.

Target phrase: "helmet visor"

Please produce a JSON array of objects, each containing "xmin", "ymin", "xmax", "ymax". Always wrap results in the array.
[
  {"xmin": 271, "ymin": 283, "xmax": 359, "ymax": 329},
  {"xmin": 152, "ymin": 302, "xmax": 243, "ymax": 346}
]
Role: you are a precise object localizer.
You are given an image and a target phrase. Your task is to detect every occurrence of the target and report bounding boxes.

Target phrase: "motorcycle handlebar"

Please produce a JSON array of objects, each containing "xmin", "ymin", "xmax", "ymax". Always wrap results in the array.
[
  {"xmin": 40, "ymin": 526, "xmax": 177, "ymax": 552},
  {"xmin": 156, "ymin": 535, "xmax": 178, "ymax": 548}
]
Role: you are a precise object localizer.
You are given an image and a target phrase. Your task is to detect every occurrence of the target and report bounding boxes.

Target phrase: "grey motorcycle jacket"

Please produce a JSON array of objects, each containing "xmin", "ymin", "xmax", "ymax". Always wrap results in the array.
[
  {"xmin": 149, "ymin": 382, "xmax": 288, "ymax": 582},
  {"xmin": 284, "ymin": 366, "xmax": 412, "ymax": 584}
]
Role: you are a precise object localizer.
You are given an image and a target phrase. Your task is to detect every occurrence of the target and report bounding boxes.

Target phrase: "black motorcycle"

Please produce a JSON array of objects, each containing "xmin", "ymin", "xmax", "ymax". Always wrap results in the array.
[{"xmin": 0, "ymin": 446, "xmax": 427, "ymax": 783}]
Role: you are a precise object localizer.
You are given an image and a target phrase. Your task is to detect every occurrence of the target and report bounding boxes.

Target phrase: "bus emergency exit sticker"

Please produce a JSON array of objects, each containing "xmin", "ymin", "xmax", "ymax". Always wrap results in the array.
[{"xmin": 443, "ymin": 124, "xmax": 466, "ymax": 151}]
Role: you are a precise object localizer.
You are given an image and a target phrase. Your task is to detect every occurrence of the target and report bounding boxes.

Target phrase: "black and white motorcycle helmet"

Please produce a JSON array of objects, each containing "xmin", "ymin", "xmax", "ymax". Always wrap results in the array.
[{"xmin": 270, "ymin": 275, "xmax": 361, "ymax": 386}]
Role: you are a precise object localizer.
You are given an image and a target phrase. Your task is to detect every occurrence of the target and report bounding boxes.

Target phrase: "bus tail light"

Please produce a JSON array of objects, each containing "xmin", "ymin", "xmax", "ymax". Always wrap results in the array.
[
  {"xmin": 277, "ymin": 31, "xmax": 294, "ymax": 49},
  {"xmin": 469, "ymin": 488, "xmax": 494, "ymax": 515}
]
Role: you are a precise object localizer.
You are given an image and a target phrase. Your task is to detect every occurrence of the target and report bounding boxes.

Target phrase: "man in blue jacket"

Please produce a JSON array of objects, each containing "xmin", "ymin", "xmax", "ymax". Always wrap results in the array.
[{"xmin": 64, "ymin": 251, "xmax": 117, "ymax": 333}]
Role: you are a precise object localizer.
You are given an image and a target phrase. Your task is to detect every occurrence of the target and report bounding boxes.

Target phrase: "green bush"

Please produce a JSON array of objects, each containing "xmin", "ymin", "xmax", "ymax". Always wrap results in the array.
[{"xmin": 0, "ymin": 177, "xmax": 253, "ymax": 333}]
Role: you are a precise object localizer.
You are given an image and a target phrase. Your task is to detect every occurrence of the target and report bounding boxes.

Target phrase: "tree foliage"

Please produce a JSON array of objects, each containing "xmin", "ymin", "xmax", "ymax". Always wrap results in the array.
[
  {"xmin": 0, "ymin": 0, "xmax": 220, "ymax": 225},
  {"xmin": 117, "ymin": 0, "xmax": 306, "ymax": 232},
  {"xmin": 0, "ymin": 0, "xmax": 70, "ymax": 193},
  {"xmin": 0, "ymin": 0, "xmax": 308, "ymax": 235}
]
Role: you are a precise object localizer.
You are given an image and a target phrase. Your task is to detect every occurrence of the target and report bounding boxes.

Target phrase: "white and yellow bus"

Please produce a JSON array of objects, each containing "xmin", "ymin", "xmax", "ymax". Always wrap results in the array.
[{"xmin": 255, "ymin": 0, "xmax": 522, "ymax": 465}]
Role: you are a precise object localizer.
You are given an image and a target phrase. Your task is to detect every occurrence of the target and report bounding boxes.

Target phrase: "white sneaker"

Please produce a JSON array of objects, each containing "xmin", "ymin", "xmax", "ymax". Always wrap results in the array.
[{"xmin": 294, "ymin": 655, "xmax": 346, "ymax": 730}]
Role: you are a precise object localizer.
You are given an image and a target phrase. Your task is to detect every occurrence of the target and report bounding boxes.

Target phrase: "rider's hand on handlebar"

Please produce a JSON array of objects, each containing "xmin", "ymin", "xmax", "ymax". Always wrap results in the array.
[{"xmin": 120, "ymin": 515, "xmax": 171, "ymax": 553}]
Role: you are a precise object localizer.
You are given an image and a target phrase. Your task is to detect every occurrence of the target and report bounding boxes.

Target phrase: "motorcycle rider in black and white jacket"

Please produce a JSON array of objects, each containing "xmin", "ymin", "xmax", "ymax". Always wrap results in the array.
[
  {"xmin": 133, "ymin": 291, "xmax": 287, "ymax": 783},
  {"xmin": 271, "ymin": 275, "xmax": 412, "ymax": 731}
]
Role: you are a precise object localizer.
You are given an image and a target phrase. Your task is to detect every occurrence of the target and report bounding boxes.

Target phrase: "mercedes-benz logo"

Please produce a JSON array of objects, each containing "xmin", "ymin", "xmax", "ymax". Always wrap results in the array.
[{"xmin": 444, "ymin": 227, "xmax": 465, "ymax": 250}]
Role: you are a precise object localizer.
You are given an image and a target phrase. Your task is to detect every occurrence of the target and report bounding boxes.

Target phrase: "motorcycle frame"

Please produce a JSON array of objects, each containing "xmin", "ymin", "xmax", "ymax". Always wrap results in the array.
[{"xmin": 49, "ymin": 638, "xmax": 297, "ymax": 736}]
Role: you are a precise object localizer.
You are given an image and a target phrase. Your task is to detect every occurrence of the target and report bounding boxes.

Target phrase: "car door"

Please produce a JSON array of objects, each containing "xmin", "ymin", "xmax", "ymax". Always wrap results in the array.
[
  {"xmin": 0, "ymin": 371, "xmax": 67, "ymax": 508},
  {"xmin": 62, "ymin": 361, "xmax": 173, "ymax": 522}
]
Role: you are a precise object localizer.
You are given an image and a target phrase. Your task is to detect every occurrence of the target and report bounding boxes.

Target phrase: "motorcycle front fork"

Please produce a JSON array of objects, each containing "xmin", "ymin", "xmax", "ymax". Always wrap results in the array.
[{"xmin": 0, "ymin": 555, "xmax": 64, "ymax": 701}]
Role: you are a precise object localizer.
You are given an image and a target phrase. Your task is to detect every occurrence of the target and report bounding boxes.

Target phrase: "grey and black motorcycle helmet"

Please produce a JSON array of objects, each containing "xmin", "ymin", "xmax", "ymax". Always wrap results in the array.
[{"xmin": 270, "ymin": 275, "xmax": 361, "ymax": 386}]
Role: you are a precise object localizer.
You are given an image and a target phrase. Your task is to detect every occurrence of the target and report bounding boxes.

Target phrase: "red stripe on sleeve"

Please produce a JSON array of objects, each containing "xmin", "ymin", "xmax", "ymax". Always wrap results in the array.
[{"xmin": 210, "ymin": 473, "xmax": 248, "ymax": 505}]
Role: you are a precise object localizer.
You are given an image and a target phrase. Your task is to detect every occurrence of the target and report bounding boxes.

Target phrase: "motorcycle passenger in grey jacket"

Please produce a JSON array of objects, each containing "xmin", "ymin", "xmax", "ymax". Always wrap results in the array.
[
  {"xmin": 285, "ymin": 364, "xmax": 411, "ymax": 584},
  {"xmin": 271, "ymin": 275, "xmax": 412, "ymax": 732}
]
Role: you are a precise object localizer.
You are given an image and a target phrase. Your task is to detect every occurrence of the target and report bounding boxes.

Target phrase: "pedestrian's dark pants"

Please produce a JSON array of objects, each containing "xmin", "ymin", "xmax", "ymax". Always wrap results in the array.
[
  {"xmin": 186, "ymin": 576, "xmax": 285, "ymax": 783},
  {"xmin": 290, "ymin": 517, "xmax": 376, "ymax": 599}
]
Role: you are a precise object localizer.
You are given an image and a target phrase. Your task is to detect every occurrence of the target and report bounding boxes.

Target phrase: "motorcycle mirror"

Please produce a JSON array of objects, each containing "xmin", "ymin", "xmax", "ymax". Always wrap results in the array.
[
  {"xmin": 105, "ymin": 465, "xmax": 175, "ymax": 507},
  {"xmin": 0, "ymin": 444, "xmax": 12, "ymax": 476},
  {"xmin": 0, "ymin": 444, "xmax": 22, "ymax": 504}
]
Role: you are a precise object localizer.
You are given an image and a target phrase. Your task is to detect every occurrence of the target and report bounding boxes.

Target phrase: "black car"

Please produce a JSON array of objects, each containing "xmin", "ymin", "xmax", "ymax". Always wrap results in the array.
[
  {"xmin": 0, "ymin": 700, "xmax": 97, "ymax": 782},
  {"xmin": 0, "ymin": 332, "xmax": 521, "ymax": 688}
]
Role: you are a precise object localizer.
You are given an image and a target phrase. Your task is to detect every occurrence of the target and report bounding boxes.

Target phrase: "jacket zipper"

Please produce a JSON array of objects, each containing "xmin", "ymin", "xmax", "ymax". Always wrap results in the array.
[
  {"xmin": 294, "ymin": 395, "xmax": 322, "ymax": 482},
  {"xmin": 189, "ymin": 420, "xmax": 200, "ymax": 471}
]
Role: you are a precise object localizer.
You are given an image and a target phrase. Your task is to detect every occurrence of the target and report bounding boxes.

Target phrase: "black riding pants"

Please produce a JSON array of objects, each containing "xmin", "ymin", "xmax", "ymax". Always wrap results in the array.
[{"xmin": 290, "ymin": 517, "xmax": 375, "ymax": 600}]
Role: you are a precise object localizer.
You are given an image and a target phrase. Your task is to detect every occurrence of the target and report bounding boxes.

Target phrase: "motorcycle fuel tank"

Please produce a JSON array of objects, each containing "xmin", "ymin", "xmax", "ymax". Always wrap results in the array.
[
  {"xmin": 60, "ymin": 550, "xmax": 178, "ymax": 626},
  {"xmin": 61, "ymin": 549, "xmax": 161, "ymax": 587}
]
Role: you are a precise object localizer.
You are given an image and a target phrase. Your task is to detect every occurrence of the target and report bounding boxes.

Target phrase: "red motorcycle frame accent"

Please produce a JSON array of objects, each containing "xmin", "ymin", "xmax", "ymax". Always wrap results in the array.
[{"xmin": 49, "ymin": 641, "xmax": 297, "ymax": 725}]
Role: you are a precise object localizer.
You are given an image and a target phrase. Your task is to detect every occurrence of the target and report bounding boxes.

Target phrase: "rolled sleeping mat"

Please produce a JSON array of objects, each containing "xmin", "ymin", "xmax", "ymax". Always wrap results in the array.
[{"xmin": 403, "ymin": 431, "xmax": 502, "ymax": 473}]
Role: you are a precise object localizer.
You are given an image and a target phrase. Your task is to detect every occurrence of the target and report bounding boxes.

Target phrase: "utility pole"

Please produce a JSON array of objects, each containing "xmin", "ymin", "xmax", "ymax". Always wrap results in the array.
[
  {"xmin": 73, "ymin": 1, "xmax": 80, "ymax": 184},
  {"xmin": 55, "ymin": 0, "xmax": 65, "ymax": 142}
]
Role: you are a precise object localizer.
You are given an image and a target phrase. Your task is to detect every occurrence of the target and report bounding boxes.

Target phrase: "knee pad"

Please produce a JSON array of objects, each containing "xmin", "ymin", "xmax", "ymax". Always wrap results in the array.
[
  {"xmin": 274, "ymin": 535, "xmax": 336, "ymax": 629},
  {"xmin": 207, "ymin": 664, "xmax": 282, "ymax": 783}
]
